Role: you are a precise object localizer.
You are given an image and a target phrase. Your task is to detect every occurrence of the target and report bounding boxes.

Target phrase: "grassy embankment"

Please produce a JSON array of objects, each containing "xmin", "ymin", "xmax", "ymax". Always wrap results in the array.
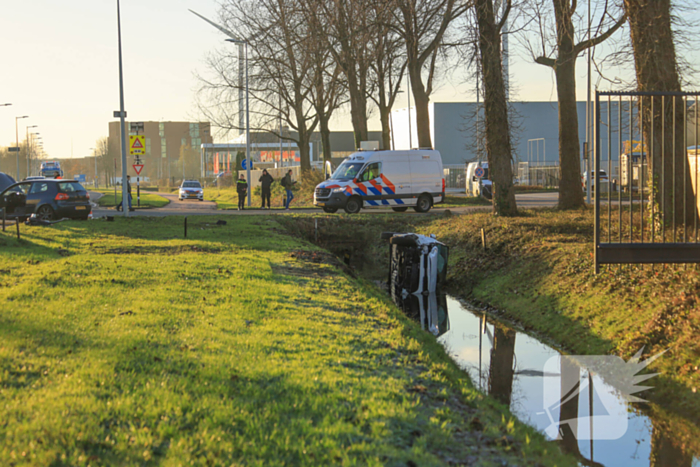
[
  {"xmin": 0, "ymin": 216, "xmax": 576, "ymax": 465},
  {"xmin": 280, "ymin": 209, "xmax": 700, "ymax": 454},
  {"xmin": 92, "ymin": 188, "xmax": 170, "ymax": 209}
]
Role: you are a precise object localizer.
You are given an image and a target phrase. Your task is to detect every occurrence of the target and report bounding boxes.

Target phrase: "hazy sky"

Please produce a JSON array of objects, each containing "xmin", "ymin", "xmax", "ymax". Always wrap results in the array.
[{"xmin": 0, "ymin": 1, "xmax": 696, "ymax": 161}]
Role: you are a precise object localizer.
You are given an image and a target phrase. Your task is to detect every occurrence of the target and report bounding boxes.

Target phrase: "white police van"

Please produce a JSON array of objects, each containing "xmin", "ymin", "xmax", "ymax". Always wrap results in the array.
[{"xmin": 314, "ymin": 149, "xmax": 445, "ymax": 214}]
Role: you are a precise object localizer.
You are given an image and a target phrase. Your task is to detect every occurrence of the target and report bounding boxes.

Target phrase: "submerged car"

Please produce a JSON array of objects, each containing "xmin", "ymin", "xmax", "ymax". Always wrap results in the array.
[
  {"xmin": 179, "ymin": 180, "xmax": 204, "ymax": 201},
  {"xmin": 0, "ymin": 179, "xmax": 91, "ymax": 221}
]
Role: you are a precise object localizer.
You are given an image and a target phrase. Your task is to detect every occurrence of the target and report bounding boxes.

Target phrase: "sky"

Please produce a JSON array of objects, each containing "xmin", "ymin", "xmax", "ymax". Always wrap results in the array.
[{"xmin": 0, "ymin": 1, "xmax": 697, "ymax": 161}]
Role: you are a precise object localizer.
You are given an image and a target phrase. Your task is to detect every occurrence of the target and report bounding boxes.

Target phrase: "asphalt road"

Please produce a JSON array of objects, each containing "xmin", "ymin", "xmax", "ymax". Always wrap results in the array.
[{"xmin": 90, "ymin": 191, "xmax": 560, "ymax": 218}]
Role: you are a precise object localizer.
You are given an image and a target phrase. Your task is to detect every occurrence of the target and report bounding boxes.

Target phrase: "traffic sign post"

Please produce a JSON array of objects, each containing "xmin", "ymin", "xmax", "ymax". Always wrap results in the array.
[
  {"xmin": 129, "ymin": 135, "xmax": 145, "ymax": 156},
  {"xmin": 474, "ymin": 166, "xmax": 485, "ymax": 178},
  {"xmin": 133, "ymin": 164, "xmax": 143, "ymax": 208}
]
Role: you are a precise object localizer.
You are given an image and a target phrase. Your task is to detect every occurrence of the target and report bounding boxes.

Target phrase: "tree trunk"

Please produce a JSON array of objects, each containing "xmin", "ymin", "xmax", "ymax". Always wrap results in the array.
[
  {"xmin": 555, "ymin": 55, "xmax": 585, "ymax": 209},
  {"xmin": 297, "ymin": 118, "xmax": 312, "ymax": 172},
  {"xmin": 475, "ymin": 0, "xmax": 518, "ymax": 216},
  {"xmin": 408, "ymin": 62, "xmax": 433, "ymax": 149},
  {"xmin": 319, "ymin": 115, "xmax": 332, "ymax": 162},
  {"xmin": 624, "ymin": 0, "xmax": 696, "ymax": 227},
  {"xmin": 488, "ymin": 325, "xmax": 516, "ymax": 406},
  {"xmin": 557, "ymin": 357, "xmax": 581, "ymax": 456},
  {"xmin": 348, "ymin": 76, "xmax": 369, "ymax": 149}
]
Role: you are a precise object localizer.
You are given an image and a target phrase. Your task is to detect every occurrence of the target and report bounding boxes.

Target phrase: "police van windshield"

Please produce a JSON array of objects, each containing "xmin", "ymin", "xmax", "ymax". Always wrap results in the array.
[{"xmin": 331, "ymin": 162, "xmax": 365, "ymax": 180}]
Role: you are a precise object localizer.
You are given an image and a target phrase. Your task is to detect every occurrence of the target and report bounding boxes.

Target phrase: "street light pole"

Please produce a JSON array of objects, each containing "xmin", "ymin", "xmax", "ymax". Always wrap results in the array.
[
  {"xmin": 90, "ymin": 147, "xmax": 98, "ymax": 188},
  {"xmin": 406, "ymin": 69, "xmax": 412, "ymax": 150},
  {"xmin": 15, "ymin": 116, "xmax": 28, "ymax": 180},
  {"xmin": 1, "ymin": 104, "xmax": 10, "ymax": 172},
  {"xmin": 116, "ymin": 0, "xmax": 129, "ymax": 216},
  {"xmin": 189, "ymin": 9, "xmax": 252, "ymax": 206},
  {"xmin": 31, "ymin": 133, "xmax": 40, "ymax": 176},
  {"xmin": 26, "ymin": 125, "xmax": 37, "ymax": 177}
]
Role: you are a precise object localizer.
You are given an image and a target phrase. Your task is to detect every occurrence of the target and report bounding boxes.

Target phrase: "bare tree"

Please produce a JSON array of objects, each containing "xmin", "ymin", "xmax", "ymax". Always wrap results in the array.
[
  {"xmin": 522, "ymin": 0, "xmax": 626, "ymax": 210},
  {"xmin": 309, "ymin": 38, "xmax": 347, "ymax": 162},
  {"xmin": 197, "ymin": 0, "xmax": 325, "ymax": 171},
  {"xmin": 624, "ymin": 0, "xmax": 695, "ymax": 224},
  {"xmin": 367, "ymin": 3, "xmax": 408, "ymax": 150},
  {"xmin": 474, "ymin": 0, "xmax": 517, "ymax": 215},
  {"xmin": 388, "ymin": 0, "xmax": 471, "ymax": 149},
  {"xmin": 300, "ymin": 0, "xmax": 375, "ymax": 150}
]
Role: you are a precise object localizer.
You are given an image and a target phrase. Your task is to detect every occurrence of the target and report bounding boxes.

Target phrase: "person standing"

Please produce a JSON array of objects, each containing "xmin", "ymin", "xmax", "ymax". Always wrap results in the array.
[
  {"xmin": 116, "ymin": 175, "xmax": 133, "ymax": 211},
  {"xmin": 236, "ymin": 174, "xmax": 248, "ymax": 210},
  {"xmin": 281, "ymin": 169, "xmax": 296, "ymax": 210},
  {"xmin": 258, "ymin": 169, "xmax": 274, "ymax": 209}
]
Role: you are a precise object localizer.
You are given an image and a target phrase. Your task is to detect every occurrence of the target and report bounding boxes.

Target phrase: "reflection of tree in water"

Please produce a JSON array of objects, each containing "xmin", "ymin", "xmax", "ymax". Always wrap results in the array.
[
  {"xmin": 488, "ymin": 324, "xmax": 516, "ymax": 407},
  {"xmin": 556, "ymin": 358, "xmax": 604, "ymax": 467},
  {"xmin": 650, "ymin": 423, "xmax": 693, "ymax": 467}
]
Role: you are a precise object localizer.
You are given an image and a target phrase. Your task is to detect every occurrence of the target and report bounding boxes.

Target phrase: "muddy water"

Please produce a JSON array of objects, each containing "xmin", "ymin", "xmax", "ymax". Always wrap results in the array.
[{"xmin": 407, "ymin": 294, "xmax": 699, "ymax": 466}]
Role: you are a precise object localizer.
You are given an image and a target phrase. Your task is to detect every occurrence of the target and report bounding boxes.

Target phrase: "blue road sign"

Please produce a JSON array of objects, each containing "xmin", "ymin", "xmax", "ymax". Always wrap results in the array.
[
  {"xmin": 474, "ymin": 167, "xmax": 484, "ymax": 178},
  {"xmin": 241, "ymin": 158, "xmax": 253, "ymax": 170},
  {"xmin": 75, "ymin": 174, "xmax": 87, "ymax": 183}
]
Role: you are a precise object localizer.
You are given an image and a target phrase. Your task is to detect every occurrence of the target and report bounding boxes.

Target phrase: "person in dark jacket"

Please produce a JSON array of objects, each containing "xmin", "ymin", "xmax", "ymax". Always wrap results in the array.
[
  {"xmin": 281, "ymin": 170, "xmax": 296, "ymax": 209},
  {"xmin": 116, "ymin": 175, "xmax": 133, "ymax": 211},
  {"xmin": 258, "ymin": 169, "xmax": 274, "ymax": 209},
  {"xmin": 236, "ymin": 174, "xmax": 248, "ymax": 210}
]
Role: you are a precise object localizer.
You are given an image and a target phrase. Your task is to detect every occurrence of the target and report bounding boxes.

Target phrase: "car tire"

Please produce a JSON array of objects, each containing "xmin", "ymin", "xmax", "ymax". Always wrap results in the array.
[
  {"xmin": 344, "ymin": 196, "xmax": 362, "ymax": 214},
  {"xmin": 391, "ymin": 207, "xmax": 408, "ymax": 212},
  {"xmin": 413, "ymin": 194, "xmax": 432, "ymax": 213},
  {"xmin": 199, "ymin": 199, "xmax": 203, "ymax": 202},
  {"xmin": 36, "ymin": 205, "xmax": 54, "ymax": 221},
  {"xmin": 323, "ymin": 207, "xmax": 338, "ymax": 213}
]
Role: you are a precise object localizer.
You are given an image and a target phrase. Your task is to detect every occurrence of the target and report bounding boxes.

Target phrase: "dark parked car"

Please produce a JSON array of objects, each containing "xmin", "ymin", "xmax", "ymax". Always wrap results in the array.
[
  {"xmin": 0, "ymin": 172, "xmax": 15, "ymax": 193},
  {"xmin": 0, "ymin": 179, "xmax": 91, "ymax": 221}
]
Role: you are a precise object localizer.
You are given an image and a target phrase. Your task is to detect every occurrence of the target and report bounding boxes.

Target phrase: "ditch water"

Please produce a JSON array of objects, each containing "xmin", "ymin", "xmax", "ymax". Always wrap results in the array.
[{"xmin": 403, "ymin": 294, "xmax": 700, "ymax": 467}]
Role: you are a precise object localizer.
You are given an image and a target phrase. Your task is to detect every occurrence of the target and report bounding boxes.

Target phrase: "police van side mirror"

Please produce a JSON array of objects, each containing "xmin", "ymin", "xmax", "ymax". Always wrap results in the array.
[
  {"xmin": 326, "ymin": 174, "xmax": 330, "ymax": 180},
  {"xmin": 472, "ymin": 176, "xmax": 478, "ymax": 182}
]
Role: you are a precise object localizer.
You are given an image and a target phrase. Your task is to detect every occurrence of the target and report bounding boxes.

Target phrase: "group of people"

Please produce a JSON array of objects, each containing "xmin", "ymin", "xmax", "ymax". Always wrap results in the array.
[{"xmin": 236, "ymin": 169, "xmax": 296, "ymax": 210}]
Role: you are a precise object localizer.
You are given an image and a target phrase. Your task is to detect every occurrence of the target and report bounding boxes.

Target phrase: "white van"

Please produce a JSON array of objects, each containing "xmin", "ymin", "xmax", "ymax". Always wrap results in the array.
[
  {"xmin": 314, "ymin": 149, "xmax": 445, "ymax": 214},
  {"xmin": 466, "ymin": 161, "xmax": 491, "ymax": 198}
]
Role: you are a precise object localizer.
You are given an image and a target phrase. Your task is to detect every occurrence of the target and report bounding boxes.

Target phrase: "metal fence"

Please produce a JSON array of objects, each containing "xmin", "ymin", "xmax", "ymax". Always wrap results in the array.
[
  {"xmin": 517, "ymin": 162, "xmax": 560, "ymax": 188},
  {"xmin": 594, "ymin": 90, "xmax": 700, "ymax": 272},
  {"xmin": 443, "ymin": 165, "xmax": 466, "ymax": 190}
]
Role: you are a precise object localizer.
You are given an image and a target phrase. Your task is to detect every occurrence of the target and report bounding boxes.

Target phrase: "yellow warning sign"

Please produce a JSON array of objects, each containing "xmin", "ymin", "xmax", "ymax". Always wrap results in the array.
[{"xmin": 130, "ymin": 135, "xmax": 146, "ymax": 156}]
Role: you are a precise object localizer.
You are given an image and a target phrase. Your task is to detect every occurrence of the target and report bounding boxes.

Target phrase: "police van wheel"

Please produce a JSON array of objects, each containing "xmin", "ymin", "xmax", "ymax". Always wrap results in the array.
[
  {"xmin": 413, "ymin": 194, "xmax": 432, "ymax": 213},
  {"xmin": 391, "ymin": 207, "xmax": 408, "ymax": 212},
  {"xmin": 344, "ymin": 196, "xmax": 362, "ymax": 214},
  {"xmin": 322, "ymin": 207, "xmax": 338, "ymax": 213}
]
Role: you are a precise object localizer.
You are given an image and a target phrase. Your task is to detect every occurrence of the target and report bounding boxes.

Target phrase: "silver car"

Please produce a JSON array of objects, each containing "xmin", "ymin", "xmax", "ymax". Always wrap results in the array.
[{"xmin": 179, "ymin": 180, "xmax": 204, "ymax": 201}]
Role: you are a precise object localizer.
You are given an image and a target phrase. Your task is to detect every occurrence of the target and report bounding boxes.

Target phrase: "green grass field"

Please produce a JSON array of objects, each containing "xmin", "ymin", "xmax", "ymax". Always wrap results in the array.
[
  {"xmin": 93, "ymin": 188, "xmax": 170, "ymax": 209},
  {"xmin": 0, "ymin": 217, "xmax": 574, "ymax": 466}
]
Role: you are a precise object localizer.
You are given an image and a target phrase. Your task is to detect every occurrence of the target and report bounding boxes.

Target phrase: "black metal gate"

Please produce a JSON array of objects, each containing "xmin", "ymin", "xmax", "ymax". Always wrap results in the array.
[{"xmin": 594, "ymin": 91, "xmax": 700, "ymax": 272}]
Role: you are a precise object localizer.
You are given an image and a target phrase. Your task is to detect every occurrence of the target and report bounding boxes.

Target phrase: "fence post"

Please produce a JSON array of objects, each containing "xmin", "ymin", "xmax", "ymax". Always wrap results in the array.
[{"xmin": 594, "ymin": 91, "xmax": 601, "ymax": 274}]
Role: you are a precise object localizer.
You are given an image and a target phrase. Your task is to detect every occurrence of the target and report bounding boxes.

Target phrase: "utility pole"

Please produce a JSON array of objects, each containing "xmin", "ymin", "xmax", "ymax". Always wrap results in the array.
[
  {"xmin": 15, "ymin": 116, "xmax": 28, "ymax": 180},
  {"xmin": 116, "ymin": 0, "xmax": 129, "ymax": 216},
  {"xmin": 585, "ymin": 0, "xmax": 592, "ymax": 204}
]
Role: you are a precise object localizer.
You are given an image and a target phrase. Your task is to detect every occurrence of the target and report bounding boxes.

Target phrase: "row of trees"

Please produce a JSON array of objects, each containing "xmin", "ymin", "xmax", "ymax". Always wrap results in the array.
[{"xmin": 198, "ymin": 0, "xmax": 690, "ymax": 216}]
